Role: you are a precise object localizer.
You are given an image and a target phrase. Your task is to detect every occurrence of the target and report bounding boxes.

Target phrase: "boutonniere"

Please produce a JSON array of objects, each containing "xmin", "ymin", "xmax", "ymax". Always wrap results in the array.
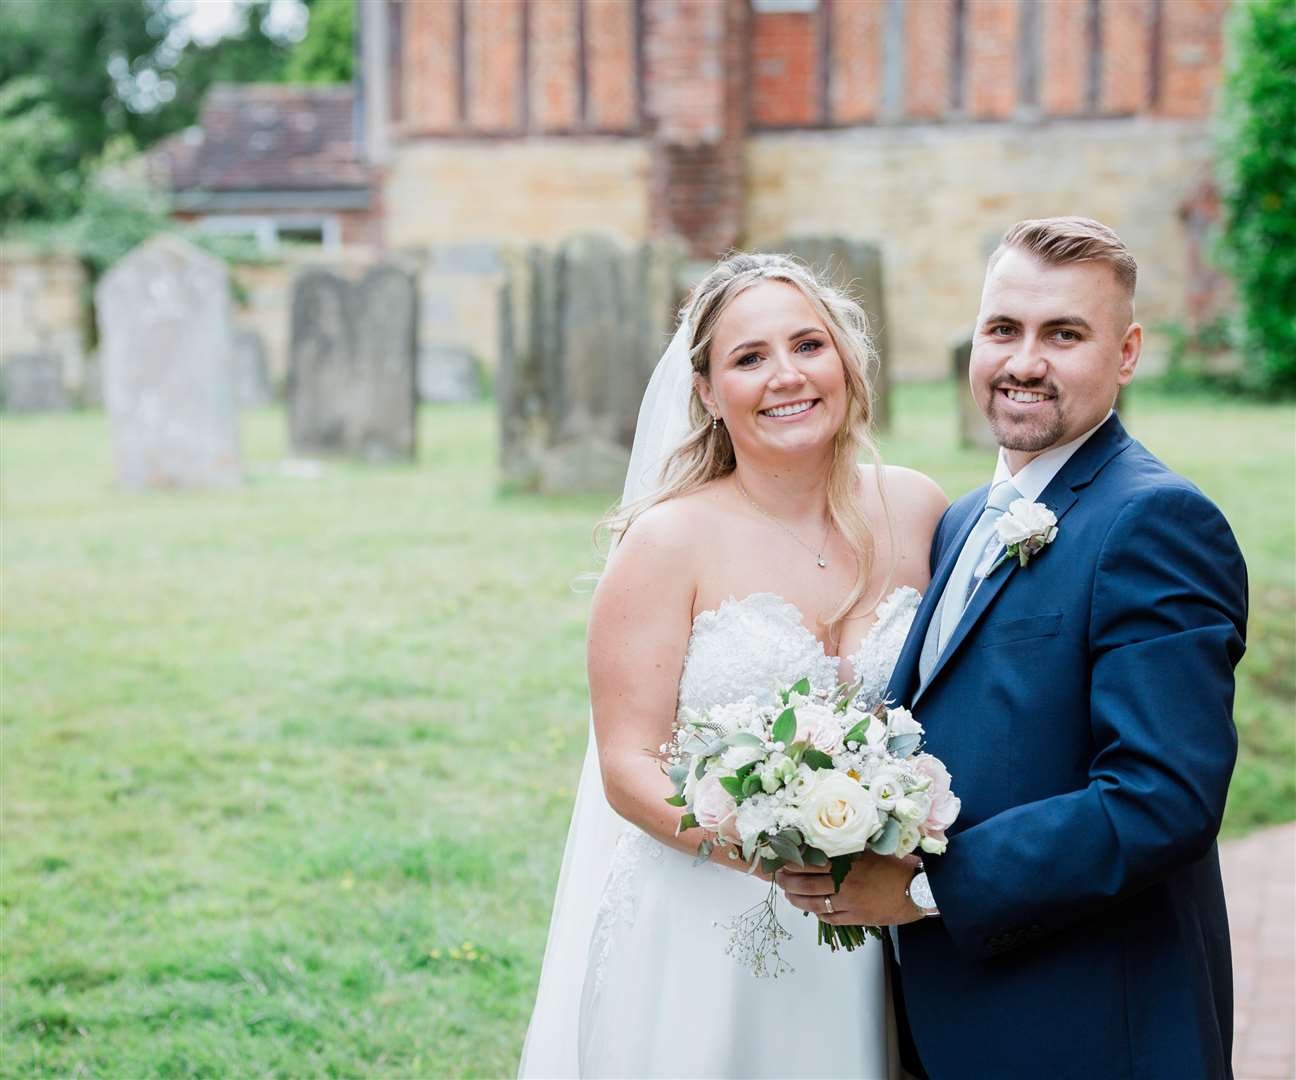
[{"xmin": 981, "ymin": 499, "xmax": 1059, "ymax": 578}]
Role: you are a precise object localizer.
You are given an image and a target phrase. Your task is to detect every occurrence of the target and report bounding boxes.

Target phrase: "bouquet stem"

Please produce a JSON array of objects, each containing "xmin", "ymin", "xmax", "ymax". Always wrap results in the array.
[{"xmin": 817, "ymin": 920, "xmax": 882, "ymax": 952}]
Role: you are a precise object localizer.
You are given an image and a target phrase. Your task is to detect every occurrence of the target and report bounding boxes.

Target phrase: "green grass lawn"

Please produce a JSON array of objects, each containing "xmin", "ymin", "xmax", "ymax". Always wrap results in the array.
[{"xmin": 2, "ymin": 383, "xmax": 1292, "ymax": 1078}]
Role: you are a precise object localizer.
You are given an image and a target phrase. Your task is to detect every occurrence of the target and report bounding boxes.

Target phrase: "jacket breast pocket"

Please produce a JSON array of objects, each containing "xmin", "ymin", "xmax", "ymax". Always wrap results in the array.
[{"xmin": 978, "ymin": 612, "xmax": 1064, "ymax": 648}]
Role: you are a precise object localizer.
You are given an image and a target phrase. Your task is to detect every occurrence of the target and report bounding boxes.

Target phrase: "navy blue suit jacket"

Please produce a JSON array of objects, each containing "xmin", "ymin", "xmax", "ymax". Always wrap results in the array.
[{"xmin": 887, "ymin": 414, "xmax": 1248, "ymax": 1079}]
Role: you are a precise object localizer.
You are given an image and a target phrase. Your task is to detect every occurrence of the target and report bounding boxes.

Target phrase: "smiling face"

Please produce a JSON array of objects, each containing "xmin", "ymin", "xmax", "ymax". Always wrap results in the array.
[
  {"xmin": 970, "ymin": 247, "xmax": 1142, "ymax": 471},
  {"xmin": 695, "ymin": 280, "xmax": 849, "ymax": 466}
]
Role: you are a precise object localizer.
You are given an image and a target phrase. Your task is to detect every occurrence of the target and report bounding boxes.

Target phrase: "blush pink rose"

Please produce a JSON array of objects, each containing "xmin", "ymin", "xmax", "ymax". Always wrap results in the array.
[
  {"xmin": 796, "ymin": 711, "xmax": 845, "ymax": 756},
  {"xmin": 693, "ymin": 773, "xmax": 739, "ymax": 841},
  {"xmin": 913, "ymin": 753, "xmax": 961, "ymax": 833}
]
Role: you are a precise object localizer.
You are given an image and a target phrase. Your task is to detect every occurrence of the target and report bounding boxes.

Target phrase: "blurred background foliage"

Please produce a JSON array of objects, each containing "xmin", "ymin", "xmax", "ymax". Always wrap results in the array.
[
  {"xmin": 0, "ymin": 0, "xmax": 352, "ymax": 227},
  {"xmin": 1214, "ymin": 0, "xmax": 1296, "ymax": 396}
]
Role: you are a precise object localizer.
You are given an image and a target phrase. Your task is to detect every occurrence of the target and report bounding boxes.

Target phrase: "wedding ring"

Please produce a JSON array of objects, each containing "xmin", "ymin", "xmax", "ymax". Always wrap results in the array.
[{"xmin": 824, "ymin": 896, "xmax": 834, "ymax": 914}]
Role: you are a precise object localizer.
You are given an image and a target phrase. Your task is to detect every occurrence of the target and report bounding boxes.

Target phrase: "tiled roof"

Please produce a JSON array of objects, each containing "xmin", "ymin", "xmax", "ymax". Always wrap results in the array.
[{"xmin": 148, "ymin": 84, "xmax": 369, "ymax": 193}]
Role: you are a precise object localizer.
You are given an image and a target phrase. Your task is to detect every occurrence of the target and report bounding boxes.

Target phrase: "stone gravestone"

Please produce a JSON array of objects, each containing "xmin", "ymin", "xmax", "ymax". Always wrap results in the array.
[
  {"xmin": 1, "ymin": 353, "xmax": 70, "ymax": 413},
  {"xmin": 288, "ymin": 264, "xmax": 417, "ymax": 462},
  {"xmin": 772, "ymin": 237, "xmax": 891, "ymax": 430},
  {"xmin": 497, "ymin": 236, "xmax": 684, "ymax": 494},
  {"xmin": 95, "ymin": 236, "xmax": 243, "ymax": 489},
  {"xmin": 232, "ymin": 328, "xmax": 273, "ymax": 407},
  {"xmin": 417, "ymin": 345, "xmax": 481, "ymax": 403},
  {"xmin": 953, "ymin": 337, "xmax": 999, "ymax": 450}
]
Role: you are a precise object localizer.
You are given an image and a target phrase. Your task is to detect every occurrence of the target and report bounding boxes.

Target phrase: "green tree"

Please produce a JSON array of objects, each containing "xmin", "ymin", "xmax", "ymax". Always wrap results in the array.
[
  {"xmin": 285, "ymin": 0, "xmax": 354, "ymax": 83},
  {"xmin": 1216, "ymin": 0, "xmax": 1296, "ymax": 394},
  {"xmin": 0, "ymin": 0, "xmax": 176, "ymax": 221},
  {"xmin": 0, "ymin": 77, "xmax": 80, "ymax": 222}
]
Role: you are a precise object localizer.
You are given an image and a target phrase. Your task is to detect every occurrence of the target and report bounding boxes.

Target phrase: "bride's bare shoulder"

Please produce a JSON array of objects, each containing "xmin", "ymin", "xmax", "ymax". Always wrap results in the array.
[
  {"xmin": 856, "ymin": 463, "xmax": 948, "ymax": 534},
  {"xmin": 605, "ymin": 481, "xmax": 729, "ymax": 585}
]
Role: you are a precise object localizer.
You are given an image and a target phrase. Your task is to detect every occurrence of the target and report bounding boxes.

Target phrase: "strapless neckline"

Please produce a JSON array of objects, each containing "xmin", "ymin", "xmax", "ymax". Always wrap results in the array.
[{"xmin": 690, "ymin": 585, "xmax": 921, "ymax": 682}]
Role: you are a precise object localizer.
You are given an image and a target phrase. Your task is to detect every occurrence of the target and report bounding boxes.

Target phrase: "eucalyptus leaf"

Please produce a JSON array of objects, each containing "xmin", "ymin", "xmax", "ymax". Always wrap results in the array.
[
  {"xmin": 741, "ymin": 773, "xmax": 762, "ymax": 798},
  {"xmin": 667, "ymin": 763, "xmax": 688, "ymax": 786},
  {"xmin": 724, "ymin": 732, "xmax": 764, "ymax": 749},
  {"xmin": 677, "ymin": 812, "xmax": 699, "ymax": 834},
  {"xmin": 803, "ymin": 748, "xmax": 834, "ymax": 770},
  {"xmin": 804, "ymin": 847, "xmax": 829, "ymax": 867},
  {"xmin": 742, "ymin": 835, "xmax": 756, "ymax": 862},
  {"xmin": 767, "ymin": 831, "xmax": 804, "ymax": 866},
  {"xmin": 829, "ymin": 854, "xmax": 854, "ymax": 892},
  {"xmin": 761, "ymin": 856, "xmax": 784, "ymax": 875},
  {"xmin": 664, "ymin": 792, "xmax": 687, "ymax": 807},
  {"xmin": 887, "ymin": 733, "xmax": 922, "ymax": 758},
  {"xmin": 693, "ymin": 839, "xmax": 714, "ymax": 866},
  {"xmin": 771, "ymin": 708, "xmax": 797, "ymax": 746},
  {"xmin": 718, "ymin": 776, "xmax": 744, "ymax": 798},
  {"xmin": 695, "ymin": 758, "xmax": 707, "ymax": 780},
  {"xmin": 869, "ymin": 817, "xmax": 900, "ymax": 855}
]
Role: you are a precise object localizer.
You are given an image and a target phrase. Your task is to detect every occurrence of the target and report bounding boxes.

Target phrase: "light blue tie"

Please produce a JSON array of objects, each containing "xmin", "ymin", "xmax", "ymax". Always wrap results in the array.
[{"xmin": 918, "ymin": 480, "xmax": 1021, "ymax": 685}]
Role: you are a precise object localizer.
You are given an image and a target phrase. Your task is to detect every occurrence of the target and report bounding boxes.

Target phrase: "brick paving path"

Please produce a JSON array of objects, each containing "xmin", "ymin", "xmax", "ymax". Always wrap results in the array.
[{"xmin": 1220, "ymin": 822, "xmax": 1296, "ymax": 1079}]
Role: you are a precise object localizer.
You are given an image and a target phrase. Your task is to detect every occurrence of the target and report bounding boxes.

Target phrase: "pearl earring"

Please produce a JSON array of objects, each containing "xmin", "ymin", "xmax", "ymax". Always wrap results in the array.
[{"xmin": 711, "ymin": 415, "xmax": 720, "ymax": 431}]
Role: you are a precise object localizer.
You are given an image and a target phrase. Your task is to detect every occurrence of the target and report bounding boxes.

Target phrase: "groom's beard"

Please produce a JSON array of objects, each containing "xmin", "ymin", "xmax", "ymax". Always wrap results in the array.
[{"xmin": 984, "ymin": 378, "xmax": 1066, "ymax": 453}]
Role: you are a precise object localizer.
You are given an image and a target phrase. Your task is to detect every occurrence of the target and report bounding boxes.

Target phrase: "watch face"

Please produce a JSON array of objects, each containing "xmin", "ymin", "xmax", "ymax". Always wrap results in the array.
[{"xmin": 910, "ymin": 871, "xmax": 935, "ymax": 912}]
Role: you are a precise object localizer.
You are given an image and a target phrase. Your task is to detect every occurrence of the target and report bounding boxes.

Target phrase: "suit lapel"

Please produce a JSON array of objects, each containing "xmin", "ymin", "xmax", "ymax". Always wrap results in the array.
[{"xmin": 911, "ymin": 414, "xmax": 1132, "ymax": 705}]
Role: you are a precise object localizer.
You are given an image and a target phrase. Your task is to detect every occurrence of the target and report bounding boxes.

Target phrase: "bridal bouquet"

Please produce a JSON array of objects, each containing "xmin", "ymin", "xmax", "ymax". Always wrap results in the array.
[{"xmin": 659, "ymin": 677, "xmax": 960, "ymax": 976}]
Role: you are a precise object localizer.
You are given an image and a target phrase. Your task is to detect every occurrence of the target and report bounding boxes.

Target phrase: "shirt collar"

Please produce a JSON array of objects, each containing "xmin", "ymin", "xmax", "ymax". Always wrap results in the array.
[{"xmin": 990, "ymin": 410, "xmax": 1114, "ymax": 503}]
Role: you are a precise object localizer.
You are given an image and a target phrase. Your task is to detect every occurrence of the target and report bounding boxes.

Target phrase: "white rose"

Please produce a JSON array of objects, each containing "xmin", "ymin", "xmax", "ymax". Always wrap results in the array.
[
  {"xmin": 797, "ymin": 772, "xmax": 881, "ymax": 857},
  {"xmin": 885, "ymin": 707, "xmax": 924, "ymax": 739},
  {"xmin": 995, "ymin": 499, "xmax": 1058, "ymax": 547},
  {"xmin": 795, "ymin": 703, "xmax": 846, "ymax": 755}
]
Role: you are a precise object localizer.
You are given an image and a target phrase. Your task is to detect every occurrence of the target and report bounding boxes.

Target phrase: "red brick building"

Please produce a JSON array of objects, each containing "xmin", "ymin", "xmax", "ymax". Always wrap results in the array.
[{"xmin": 359, "ymin": 0, "xmax": 1232, "ymax": 376}]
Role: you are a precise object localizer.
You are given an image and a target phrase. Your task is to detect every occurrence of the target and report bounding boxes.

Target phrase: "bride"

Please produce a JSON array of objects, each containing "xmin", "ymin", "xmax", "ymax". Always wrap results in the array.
[{"xmin": 518, "ymin": 253, "xmax": 947, "ymax": 1078}]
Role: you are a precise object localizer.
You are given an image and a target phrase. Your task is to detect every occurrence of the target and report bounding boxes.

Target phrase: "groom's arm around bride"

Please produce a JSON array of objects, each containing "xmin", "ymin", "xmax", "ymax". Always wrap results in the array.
[{"xmin": 785, "ymin": 217, "xmax": 1248, "ymax": 1080}]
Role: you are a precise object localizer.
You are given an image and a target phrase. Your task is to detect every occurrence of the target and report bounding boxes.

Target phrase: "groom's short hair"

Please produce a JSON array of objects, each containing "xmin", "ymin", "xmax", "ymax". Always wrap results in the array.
[{"xmin": 990, "ymin": 216, "xmax": 1138, "ymax": 297}]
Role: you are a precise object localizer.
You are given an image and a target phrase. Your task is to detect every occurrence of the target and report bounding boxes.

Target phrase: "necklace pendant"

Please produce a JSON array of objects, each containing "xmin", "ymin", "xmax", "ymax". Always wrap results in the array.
[{"xmin": 817, "ymin": 557, "xmax": 827, "ymax": 569}]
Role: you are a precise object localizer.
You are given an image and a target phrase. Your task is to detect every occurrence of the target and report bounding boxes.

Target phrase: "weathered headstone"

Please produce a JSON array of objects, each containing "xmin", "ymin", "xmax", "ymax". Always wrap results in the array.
[
  {"xmin": 497, "ymin": 236, "xmax": 684, "ymax": 494},
  {"xmin": 417, "ymin": 345, "xmax": 481, "ymax": 403},
  {"xmin": 772, "ymin": 237, "xmax": 891, "ymax": 430},
  {"xmin": 232, "ymin": 327, "xmax": 273, "ymax": 407},
  {"xmin": 953, "ymin": 338, "xmax": 999, "ymax": 450},
  {"xmin": 288, "ymin": 264, "xmax": 417, "ymax": 462},
  {"xmin": 1, "ymin": 353, "xmax": 69, "ymax": 413},
  {"xmin": 95, "ymin": 236, "xmax": 243, "ymax": 488}
]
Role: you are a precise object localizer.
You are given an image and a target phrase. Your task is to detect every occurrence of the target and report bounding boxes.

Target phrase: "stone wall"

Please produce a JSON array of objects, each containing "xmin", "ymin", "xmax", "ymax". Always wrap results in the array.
[
  {"xmin": 383, "ymin": 138, "xmax": 650, "ymax": 247},
  {"xmin": 746, "ymin": 119, "xmax": 1212, "ymax": 378},
  {"xmin": 0, "ymin": 245, "xmax": 88, "ymax": 400}
]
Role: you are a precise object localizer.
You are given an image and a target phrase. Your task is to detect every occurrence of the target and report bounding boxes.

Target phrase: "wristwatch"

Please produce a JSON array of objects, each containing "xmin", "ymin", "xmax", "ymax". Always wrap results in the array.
[{"xmin": 906, "ymin": 863, "xmax": 940, "ymax": 918}]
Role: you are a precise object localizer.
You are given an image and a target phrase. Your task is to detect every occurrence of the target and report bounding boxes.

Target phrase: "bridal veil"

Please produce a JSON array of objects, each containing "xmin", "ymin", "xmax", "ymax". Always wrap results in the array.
[{"xmin": 516, "ymin": 318, "xmax": 695, "ymax": 1078}]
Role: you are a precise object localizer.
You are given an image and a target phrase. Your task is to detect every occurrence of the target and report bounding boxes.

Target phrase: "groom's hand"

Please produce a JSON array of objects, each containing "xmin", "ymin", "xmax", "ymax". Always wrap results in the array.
[{"xmin": 778, "ymin": 853, "xmax": 925, "ymax": 926}]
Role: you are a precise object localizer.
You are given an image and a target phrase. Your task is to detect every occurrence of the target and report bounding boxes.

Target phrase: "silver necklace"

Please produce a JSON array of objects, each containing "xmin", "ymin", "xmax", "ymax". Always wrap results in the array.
[{"xmin": 734, "ymin": 475, "xmax": 832, "ymax": 569}]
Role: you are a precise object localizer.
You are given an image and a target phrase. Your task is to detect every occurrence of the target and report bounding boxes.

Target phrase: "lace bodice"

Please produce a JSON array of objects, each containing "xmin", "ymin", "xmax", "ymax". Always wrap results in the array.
[{"xmin": 677, "ymin": 586, "xmax": 921, "ymax": 716}]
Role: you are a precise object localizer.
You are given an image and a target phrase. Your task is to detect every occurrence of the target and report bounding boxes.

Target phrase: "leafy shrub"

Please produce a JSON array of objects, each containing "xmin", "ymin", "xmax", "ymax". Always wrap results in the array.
[{"xmin": 1215, "ymin": 0, "xmax": 1296, "ymax": 395}]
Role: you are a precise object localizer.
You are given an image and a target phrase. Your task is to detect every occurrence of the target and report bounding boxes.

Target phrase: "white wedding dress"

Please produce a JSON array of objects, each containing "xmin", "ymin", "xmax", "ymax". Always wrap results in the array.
[
  {"xmin": 518, "ymin": 318, "xmax": 919, "ymax": 1080},
  {"xmin": 575, "ymin": 587, "xmax": 920, "ymax": 1079}
]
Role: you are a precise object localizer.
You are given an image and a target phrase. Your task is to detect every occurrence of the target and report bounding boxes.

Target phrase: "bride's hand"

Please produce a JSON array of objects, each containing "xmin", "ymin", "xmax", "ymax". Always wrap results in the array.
[{"xmin": 777, "ymin": 853, "xmax": 924, "ymax": 926}]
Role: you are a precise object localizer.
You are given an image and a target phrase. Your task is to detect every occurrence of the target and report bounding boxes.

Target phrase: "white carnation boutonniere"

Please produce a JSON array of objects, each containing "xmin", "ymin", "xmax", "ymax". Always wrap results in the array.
[{"xmin": 981, "ymin": 498, "xmax": 1059, "ymax": 577}]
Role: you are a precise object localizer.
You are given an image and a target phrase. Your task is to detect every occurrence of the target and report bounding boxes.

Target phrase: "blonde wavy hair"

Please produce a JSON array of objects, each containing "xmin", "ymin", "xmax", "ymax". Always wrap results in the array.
[{"xmin": 602, "ymin": 251, "xmax": 889, "ymax": 644}]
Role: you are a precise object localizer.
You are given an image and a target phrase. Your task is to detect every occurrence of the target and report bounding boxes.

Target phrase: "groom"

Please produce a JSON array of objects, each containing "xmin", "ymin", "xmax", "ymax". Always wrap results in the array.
[{"xmin": 781, "ymin": 217, "xmax": 1248, "ymax": 1078}]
